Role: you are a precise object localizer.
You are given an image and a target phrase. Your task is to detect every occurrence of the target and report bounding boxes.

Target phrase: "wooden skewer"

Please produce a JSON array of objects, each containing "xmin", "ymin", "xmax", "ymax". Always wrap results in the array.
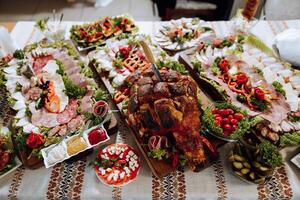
[{"xmin": 140, "ymin": 40, "xmax": 163, "ymax": 81}]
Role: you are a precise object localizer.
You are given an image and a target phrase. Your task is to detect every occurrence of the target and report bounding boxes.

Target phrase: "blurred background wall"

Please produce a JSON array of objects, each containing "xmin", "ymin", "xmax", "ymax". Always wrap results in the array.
[{"xmin": 0, "ymin": 0, "xmax": 300, "ymax": 22}]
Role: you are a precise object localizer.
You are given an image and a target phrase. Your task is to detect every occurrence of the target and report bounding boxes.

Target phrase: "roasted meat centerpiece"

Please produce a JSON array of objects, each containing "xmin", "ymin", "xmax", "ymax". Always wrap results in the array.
[{"xmin": 126, "ymin": 67, "xmax": 216, "ymax": 170}]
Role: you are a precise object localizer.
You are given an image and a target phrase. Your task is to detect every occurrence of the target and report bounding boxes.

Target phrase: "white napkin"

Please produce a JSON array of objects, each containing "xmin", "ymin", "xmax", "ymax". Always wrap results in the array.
[
  {"xmin": 274, "ymin": 28, "xmax": 300, "ymax": 66},
  {"xmin": 0, "ymin": 27, "xmax": 18, "ymax": 58}
]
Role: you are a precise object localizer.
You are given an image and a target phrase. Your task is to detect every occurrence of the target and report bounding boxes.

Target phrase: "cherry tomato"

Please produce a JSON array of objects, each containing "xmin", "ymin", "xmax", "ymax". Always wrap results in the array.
[
  {"xmin": 223, "ymin": 124, "xmax": 232, "ymax": 131},
  {"xmin": 227, "ymin": 108, "xmax": 234, "ymax": 115},
  {"xmin": 222, "ymin": 118, "xmax": 230, "ymax": 124},
  {"xmin": 227, "ymin": 115, "xmax": 233, "ymax": 120},
  {"xmin": 214, "ymin": 113, "xmax": 221, "ymax": 118},
  {"xmin": 230, "ymin": 119, "xmax": 238, "ymax": 125},
  {"xmin": 215, "ymin": 120, "xmax": 221, "ymax": 126},
  {"xmin": 212, "ymin": 108, "xmax": 218, "ymax": 114},
  {"xmin": 215, "ymin": 116, "xmax": 223, "ymax": 122},
  {"xmin": 219, "ymin": 109, "xmax": 229, "ymax": 116},
  {"xmin": 232, "ymin": 124, "xmax": 238, "ymax": 131},
  {"xmin": 234, "ymin": 113, "xmax": 244, "ymax": 121}
]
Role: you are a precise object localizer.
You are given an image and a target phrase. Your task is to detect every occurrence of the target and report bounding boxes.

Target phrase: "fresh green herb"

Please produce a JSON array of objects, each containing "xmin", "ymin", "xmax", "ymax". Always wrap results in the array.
[
  {"xmin": 35, "ymin": 97, "xmax": 44, "ymax": 109},
  {"xmin": 175, "ymin": 36, "xmax": 186, "ymax": 44},
  {"xmin": 237, "ymin": 35, "xmax": 245, "ymax": 43},
  {"xmin": 93, "ymin": 89, "xmax": 109, "ymax": 101},
  {"xmin": 113, "ymin": 59, "xmax": 123, "ymax": 68},
  {"xmin": 159, "ymin": 51, "xmax": 167, "ymax": 59},
  {"xmin": 13, "ymin": 49, "xmax": 25, "ymax": 59},
  {"xmin": 44, "ymin": 136, "xmax": 62, "ymax": 147},
  {"xmin": 192, "ymin": 61, "xmax": 202, "ymax": 73},
  {"xmin": 236, "ymin": 94, "xmax": 246, "ymax": 103},
  {"xmin": 24, "ymin": 43, "xmax": 38, "ymax": 52},
  {"xmin": 280, "ymin": 132, "xmax": 300, "ymax": 146},
  {"xmin": 257, "ymin": 141, "xmax": 283, "ymax": 168},
  {"xmin": 202, "ymin": 108, "xmax": 223, "ymax": 135},
  {"xmin": 179, "ymin": 154, "xmax": 186, "ymax": 167},
  {"xmin": 7, "ymin": 96, "xmax": 16, "ymax": 107},
  {"xmin": 147, "ymin": 149, "xmax": 167, "ymax": 160},
  {"xmin": 35, "ymin": 18, "xmax": 49, "ymax": 31},
  {"xmin": 15, "ymin": 133, "xmax": 27, "ymax": 152},
  {"xmin": 235, "ymin": 44, "xmax": 244, "ymax": 53},
  {"xmin": 156, "ymin": 60, "xmax": 188, "ymax": 75},
  {"xmin": 31, "ymin": 148, "xmax": 43, "ymax": 159},
  {"xmin": 128, "ymin": 37, "xmax": 140, "ymax": 47},
  {"xmin": 254, "ymin": 66, "xmax": 263, "ymax": 76},
  {"xmin": 55, "ymin": 60, "xmax": 65, "ymax": 76},
  {"xmin": 25, "ymin": 107, "xmax": 32, "ymax": 117},
  {"xmin": 40, "ymin": 127, "xmax": 51, "ymax": 134},
  {"xmin": 211, "ymin": 57, "xmax": 221, "ymax": 75},
  {"xmin": 250, "ymin": 97, "xmax": 268, "ymax": 111},
  {"xmin": 63, "ymin": 76, "xmax": 87, "ymax": 97},
  {"xmin": 115, "ymin": 33, "xmax": 131, "ymax": 40},
  {"xmin": 272, "ymin": 81, "xmax": 286, "ymax": 97},
  {"xmin": 84, "ymin": 112, "xmax": 103, "ymax": 126},
  {"xmin": 219, "ymin": 39, "xmax": 233, "ymax": 48},
  {"xmin": 81, "ymin": 67, "xmax": 93, "ymax": 78},
  {"xmin": 15, "ymin": 82, "xmax": 22, "ymax": 92},
  {"xmin": 94, "ymin": 158, "xmax": 113, "ymax": 168}
]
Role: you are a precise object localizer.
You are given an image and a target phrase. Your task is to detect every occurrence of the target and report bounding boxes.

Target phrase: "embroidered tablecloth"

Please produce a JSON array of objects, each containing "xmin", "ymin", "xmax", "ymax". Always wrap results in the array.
[{"xmin": 0, "ymin": 20, "xmax": 300, "ymax": 200}]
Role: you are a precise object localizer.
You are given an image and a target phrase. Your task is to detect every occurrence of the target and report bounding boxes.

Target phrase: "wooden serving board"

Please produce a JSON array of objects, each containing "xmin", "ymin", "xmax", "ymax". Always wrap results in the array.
[{"xmin": 89, "ymin": 62, "xmax": 222, "ymax": 178}]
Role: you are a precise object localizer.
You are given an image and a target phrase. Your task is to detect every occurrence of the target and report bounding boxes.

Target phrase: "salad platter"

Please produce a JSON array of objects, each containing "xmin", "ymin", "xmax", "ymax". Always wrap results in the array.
[
  {"xmin": 70, "ymin": 15, "xmax": 138, "ymax": 51},
  {"xmin": 87, "ymin": 35, "xmax": 219, "ymax": 177},
  {"xmin": 155, "ymin": 18, "xmax": 215, "ymax": 52},
  {"xmin": 0, "ymin": 40, "xmax": 116, "ymax": 168}
]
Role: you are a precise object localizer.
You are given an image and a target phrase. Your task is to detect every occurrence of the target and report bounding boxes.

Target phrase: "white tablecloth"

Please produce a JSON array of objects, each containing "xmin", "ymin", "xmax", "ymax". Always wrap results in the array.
[{"xmin": 0, "ymin": 20, "xmax": 300, "ymax": 200}]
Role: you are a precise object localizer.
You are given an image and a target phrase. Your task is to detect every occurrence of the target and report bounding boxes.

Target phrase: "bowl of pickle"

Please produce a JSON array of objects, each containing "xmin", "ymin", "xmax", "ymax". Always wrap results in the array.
[{"xmin": 228, "ymin": 138, "xmax": 283, "ymax": 184}]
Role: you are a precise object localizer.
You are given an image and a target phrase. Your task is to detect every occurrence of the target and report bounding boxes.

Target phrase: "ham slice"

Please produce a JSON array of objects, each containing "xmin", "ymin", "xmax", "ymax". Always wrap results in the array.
[
  {"xmin": 56, "ymin": 99, "xmax": 78, "ymax": 124},
  {"xmin": 81, "ymin": 91, "xmax": 93, "ymax": 113},
  {"xmin": 33, "ymin": 55, "xmax": 54, "ymax": 74},
  {"xmin": 69, "ymin": 73, "xmax": 88, "ymax": 88},
  {"xmin": 31, "ymin": 108, "xmax": 60, "ymax": 128}
]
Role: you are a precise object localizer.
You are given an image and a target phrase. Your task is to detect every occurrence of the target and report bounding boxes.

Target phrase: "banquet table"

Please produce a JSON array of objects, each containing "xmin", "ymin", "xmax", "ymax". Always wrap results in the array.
[{"xmin": 0, "ymin": 20, "xmax": 300, "ymax": 200}]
